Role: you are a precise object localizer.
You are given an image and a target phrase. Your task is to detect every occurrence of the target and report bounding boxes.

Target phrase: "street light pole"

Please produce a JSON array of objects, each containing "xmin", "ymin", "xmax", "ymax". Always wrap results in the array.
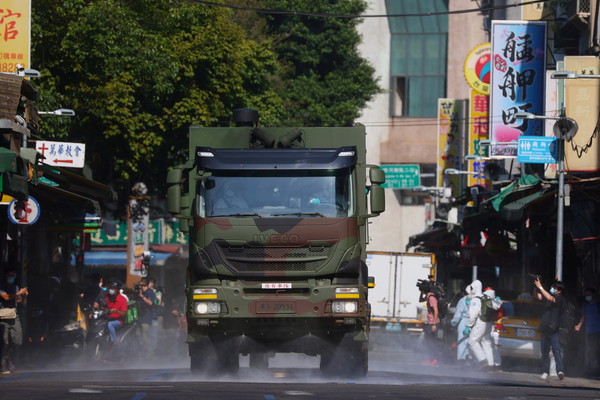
[{"xmin": 515, "ymin": 111, "xmax": 578, "ymax": 281}]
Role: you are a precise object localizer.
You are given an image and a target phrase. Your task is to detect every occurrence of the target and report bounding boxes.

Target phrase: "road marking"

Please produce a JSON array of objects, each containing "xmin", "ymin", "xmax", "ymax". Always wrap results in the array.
[
  {"xmin": 0, "ymin": 372, "xmax": 31, "ymax": 382},
  {"xmin": 131, "ymin": 392, "xmax": 147, "ymax": 400},
  {"xmin": 284, "ymin": 391, "xmax": 314, "ymax": 396},
  {"xmin": 264, "ymin": 395, "xmax": 276, "ymax": 400},
  {"xmin": 69, "ymin": 388, "xmax": 103, "ymax": 394},
  {"xmin": 144, "ymin": 369, "xmax": 170, "ymax": 381}
]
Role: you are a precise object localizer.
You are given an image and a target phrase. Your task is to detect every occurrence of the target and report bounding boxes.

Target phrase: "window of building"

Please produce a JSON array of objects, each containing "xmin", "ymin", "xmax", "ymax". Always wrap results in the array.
[{"xmin": 386, "ymin": 0, "xmax": 448, "ymax": 118}]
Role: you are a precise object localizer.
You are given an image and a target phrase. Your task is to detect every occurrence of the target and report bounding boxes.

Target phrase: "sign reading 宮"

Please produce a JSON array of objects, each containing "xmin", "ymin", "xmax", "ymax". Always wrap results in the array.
[
  {"xmin": 35, "ymin": 140, "xmax": 86, "ymax": 168},
  {"xmin": 381, "ymin": 164, "xmax": 421, "ymax": 189}
]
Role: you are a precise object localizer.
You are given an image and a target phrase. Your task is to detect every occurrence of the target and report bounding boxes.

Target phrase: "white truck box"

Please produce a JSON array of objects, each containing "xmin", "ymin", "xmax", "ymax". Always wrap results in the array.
[{"xmin": 367, "ymin": 252, "xmax": 435, "ymax": 333}]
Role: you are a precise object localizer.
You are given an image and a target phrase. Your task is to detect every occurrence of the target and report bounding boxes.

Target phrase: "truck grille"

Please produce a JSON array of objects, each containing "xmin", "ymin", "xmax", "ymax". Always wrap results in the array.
[{"xmin": 220, "ymin": 245, "xmax": 330, "ymax": 273}]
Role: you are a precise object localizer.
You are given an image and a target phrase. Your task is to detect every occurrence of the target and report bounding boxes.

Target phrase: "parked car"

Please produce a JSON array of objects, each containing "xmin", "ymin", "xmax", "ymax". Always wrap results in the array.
[{"xmin": 495, "ymin": 299, "xmax": 543, "ymax": 359}]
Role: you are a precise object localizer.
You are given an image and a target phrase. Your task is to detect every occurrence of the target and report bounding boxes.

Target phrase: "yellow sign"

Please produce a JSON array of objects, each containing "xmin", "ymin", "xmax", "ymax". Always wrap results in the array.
[
  {"xmin": 564, "ymin": 56, "xmax": 600, "ymax": 172},
  {"xmin": 467, "ymin": 90, "xmax": 491, "ymax": 189},
  {"xmin": 0, "ymin": 0, "xmax": 31, "ymax": 72},
  {"xmin": 463, "ymin": 43, "xmax": 491, "ymax": 95},
  {"xmin": 437, "ymin": 99, "xmax": 462, "ymax": 197}
]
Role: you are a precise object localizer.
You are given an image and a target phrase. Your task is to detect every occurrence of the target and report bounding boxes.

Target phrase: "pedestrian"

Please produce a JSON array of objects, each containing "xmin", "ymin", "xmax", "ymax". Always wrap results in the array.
[
  {"xmin": 418, "ymin": 280, "xmax": 440, "ymax": 365},
  {"xmin": 81, "ymin": 273, "xmax": 103, "ymax": 309},
  {"xmin": 450, "ymin": 287, "xmax": 470, "ymax": 364},
  {"xmin": 148, "ymin": 277, "xmax": 163, "ymax": 351},
  {"xmin": 136, "ymin": 277, "xmax": 156, "ymax": 354},
  {"xmin": 0, "ymin": 269, "xmax": 28, "ymax": 374},
  {"xmin": 464, "ymin": 279, "xmax": 494, "ymax": 370},
  {"xmin": 574, "ymin": 287, "xmax": 600, "ymax": 377},
  {"xmin": 534, "ymin": 276, "xmax": 565, "ymax": 381}
]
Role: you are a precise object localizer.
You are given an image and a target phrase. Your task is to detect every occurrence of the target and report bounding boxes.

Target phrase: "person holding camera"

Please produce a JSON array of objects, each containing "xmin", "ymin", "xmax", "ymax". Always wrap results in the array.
[
  {"xmin": 136, "ymin": 277, "xmax": 156, "ymax": 354},
  {"xmin": 418, "ymin": 280, "xmax": 441, "ymax": 365},
  {"xmin": 534, "ymin": 277, "xmax": 565, "ymax": 381}
]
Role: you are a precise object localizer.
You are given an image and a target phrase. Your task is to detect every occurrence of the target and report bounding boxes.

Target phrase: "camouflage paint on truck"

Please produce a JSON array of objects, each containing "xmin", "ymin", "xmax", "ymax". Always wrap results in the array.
[{"xmin": 167, "ymin": 113, "xmax": 384, "ymax": 377}]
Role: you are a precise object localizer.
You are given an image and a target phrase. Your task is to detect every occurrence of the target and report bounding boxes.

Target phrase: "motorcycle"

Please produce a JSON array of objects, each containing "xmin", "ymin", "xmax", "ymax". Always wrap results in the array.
[{"xmin": 84, "ymin": 306, "xmax": 141, "ymax": 362}]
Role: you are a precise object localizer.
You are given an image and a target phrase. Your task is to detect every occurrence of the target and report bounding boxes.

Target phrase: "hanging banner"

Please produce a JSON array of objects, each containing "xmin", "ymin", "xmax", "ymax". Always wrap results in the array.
[
  {"xmin": 563, "ymin": 56, "xmax": 600, "ymax": 172},
  {"xmin": 437, "ymin": 99, "xmax": 462, "ymax": 197},
  {"xmin": 127, "ymin": 197, "xmax": 150, "ymax": 281},
  {"xmin": 489, "ymin": 20, "xmax": 546, "ymax": 157},
  {"xmin": 467, "ymin": 90, "xmax": 491, "ymax": 188},
  {"xmin": 0, "ymin": 0, "xmax": 31, "ymax": 72}
]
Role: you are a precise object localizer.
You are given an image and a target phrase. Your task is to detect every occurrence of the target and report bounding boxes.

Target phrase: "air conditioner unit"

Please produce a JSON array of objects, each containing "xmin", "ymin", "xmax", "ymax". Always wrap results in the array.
[{"xmin": 564, "ymin": 0, "xmax": 591, "ymax": 31}]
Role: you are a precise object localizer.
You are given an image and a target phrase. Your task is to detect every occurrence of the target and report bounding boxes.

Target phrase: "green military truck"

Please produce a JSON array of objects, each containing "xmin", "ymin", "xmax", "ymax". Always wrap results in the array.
[{"xmin": 166, "ymin": 109, "xmax": 385, "ymax": 377}]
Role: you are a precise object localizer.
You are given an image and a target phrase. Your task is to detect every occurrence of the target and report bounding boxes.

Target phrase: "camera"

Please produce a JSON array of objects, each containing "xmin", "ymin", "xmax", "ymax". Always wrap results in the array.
[
  {"xmin": 134, "ymin": 283, "xmax": 142, "ymax": 292},
  {"xmin": 529, "ymin": 273, "xmax": 541, "ymax": 280},
  {"xmin": 417, "ymin": 279, "xmax": 432, "ymax": 293}
]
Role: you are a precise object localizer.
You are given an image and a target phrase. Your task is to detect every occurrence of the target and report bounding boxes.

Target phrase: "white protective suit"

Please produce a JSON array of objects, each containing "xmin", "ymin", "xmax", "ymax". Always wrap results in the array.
[
  {"xmin": 450, "ymin": 295, "xmax": 470, "ymax": 361},
  {"xmin": 466, "ymin": 280, "xmax": 494, "ymax": 366}
]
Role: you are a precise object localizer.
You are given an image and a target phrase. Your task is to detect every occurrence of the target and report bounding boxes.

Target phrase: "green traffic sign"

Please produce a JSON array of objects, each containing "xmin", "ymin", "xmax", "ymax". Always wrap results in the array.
[{"xmin": 380, "ymin": 164, "xmax": 421, "ymax": 189}]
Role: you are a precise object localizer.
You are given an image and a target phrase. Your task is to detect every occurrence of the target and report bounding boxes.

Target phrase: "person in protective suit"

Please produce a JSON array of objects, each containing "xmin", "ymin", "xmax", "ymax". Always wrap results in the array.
[
  {"xmin": 450, "ymin": 287, "xmax": 470, "ymax": 363},
  {"xmin": 464, "ymin": 279, "xmax": 495, "ymax": 370}
]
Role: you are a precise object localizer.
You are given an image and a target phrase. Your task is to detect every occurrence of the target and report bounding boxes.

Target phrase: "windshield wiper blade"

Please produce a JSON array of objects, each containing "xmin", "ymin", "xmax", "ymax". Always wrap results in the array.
[
  {"xmin": 210, "ymin": 213, "xmax": 263, "ymax": 218},
  {"xmin": 271, "ymin": 212, "xmax": 326, "ymax": 218}
]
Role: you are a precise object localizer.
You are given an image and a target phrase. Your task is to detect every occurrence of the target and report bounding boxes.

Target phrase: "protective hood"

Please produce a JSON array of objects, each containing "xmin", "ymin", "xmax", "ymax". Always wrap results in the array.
[
  {"xmin": 467, "ymin": 279, "xmax": 482, "ymax": 298},
  {"xmin": 483, "ymin": 288, "xmax": 496, "ymax": 299}
]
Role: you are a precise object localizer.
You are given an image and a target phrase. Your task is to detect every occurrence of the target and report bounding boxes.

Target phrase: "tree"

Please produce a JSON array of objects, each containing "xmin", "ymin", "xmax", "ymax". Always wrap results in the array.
[
  {"xmin": 32, "ymin": 0, "xmax": 283, "ymax": 210},
  {"xmin": 263, "ymin": 0, "xmax": 381, "ymax": 126},
  {"xmin": 30, "ymin": 0, "xmax": 380, "ymax": 213}
]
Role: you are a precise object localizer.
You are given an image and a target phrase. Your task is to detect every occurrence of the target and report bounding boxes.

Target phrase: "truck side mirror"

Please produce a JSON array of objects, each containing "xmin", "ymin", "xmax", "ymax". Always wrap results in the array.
[
  {"xmin": 369, "ymin": 168, "xmax": 385, "ymax": 185},
  {"xmin": 370, "ymin": 185, "xmax": 385, "ymax": 214},
  {"xmin": 368, "ymin": 167, "xmax": 385, "ymax": 215}
]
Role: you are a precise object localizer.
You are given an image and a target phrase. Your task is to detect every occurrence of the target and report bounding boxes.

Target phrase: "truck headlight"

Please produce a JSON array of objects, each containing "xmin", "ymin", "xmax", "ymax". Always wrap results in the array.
[
  {"xmin": 194, "ymin": 301, "xmax": 221, "ymax": 315},
  {"xmin": 332, "ymin": 300, "xmax": 358, "ymax": 314}
]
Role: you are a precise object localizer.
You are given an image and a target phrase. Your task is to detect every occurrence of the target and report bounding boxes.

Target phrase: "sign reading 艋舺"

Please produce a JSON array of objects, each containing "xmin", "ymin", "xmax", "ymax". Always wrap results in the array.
[
  {"xmin": 35, "ymin": 140, "xmax": 86, "ymax": 168},
  {"xmin": 381, "ymin": 165, "xmax": 420, "ymax": 189},
  {"xmin": 490, "ymin": 20, "xmax": 547, "ymax": 157}
]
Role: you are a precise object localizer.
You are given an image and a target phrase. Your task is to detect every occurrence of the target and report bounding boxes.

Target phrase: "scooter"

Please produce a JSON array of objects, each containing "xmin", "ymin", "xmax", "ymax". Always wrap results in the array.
[{"xmin": 85, "ymin": 307, "xmax": 140, "ymax": 362}]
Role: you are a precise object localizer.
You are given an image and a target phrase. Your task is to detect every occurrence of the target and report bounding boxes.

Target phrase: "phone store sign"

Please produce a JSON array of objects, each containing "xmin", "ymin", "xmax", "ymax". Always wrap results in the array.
[{"xmin": 490, "ymin": 21, "xmax": 546, "ymax": 157}]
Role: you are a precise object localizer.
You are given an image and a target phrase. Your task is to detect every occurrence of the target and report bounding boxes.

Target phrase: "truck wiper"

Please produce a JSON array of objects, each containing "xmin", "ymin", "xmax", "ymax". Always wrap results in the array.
[
  {"xmin": 271, "ymin": 212, "xmax": 326, "ymax": 218},
  {"xmin": 210, "ymin": 213, "xmax": 263, "ymax": 218}
]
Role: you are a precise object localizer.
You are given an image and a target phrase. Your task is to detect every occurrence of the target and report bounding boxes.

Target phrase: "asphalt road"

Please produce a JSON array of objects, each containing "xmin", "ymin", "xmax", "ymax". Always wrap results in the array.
[{"xmin": 1, "ymin": 332, "xmax": 599, "ymax": 399}]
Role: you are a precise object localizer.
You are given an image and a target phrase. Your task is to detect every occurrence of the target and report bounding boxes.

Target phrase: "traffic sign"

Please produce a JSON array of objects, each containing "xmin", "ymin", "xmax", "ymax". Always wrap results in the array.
[
  {"xmin": 35, "ymin": 140, "xmax": 86, "ymax": 168},
  {"xmin": 517, "ymin": 136, "xmax": 558, "ymax": 164},
  {"xmin": 381, "ymin": 164, "xmax": 421, "ymax": 189},
  {"xmin": 7, "ymin": 196, "xmax": 40, "ymax": 225}
]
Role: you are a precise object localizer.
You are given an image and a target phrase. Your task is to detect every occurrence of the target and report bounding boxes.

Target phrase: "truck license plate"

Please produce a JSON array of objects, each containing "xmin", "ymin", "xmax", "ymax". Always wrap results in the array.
[
  {"xmin": 516, "ymin": 328, "xmax": 535, "ymax": 338},
  {"xmin": 256, "ymin": 301, "xmax": 296, "ymax": 314}
]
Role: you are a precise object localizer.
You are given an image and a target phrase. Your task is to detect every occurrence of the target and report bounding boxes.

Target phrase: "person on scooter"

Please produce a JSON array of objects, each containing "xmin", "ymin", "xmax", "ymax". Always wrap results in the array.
[{"xmin": 103, "ymin": 281, "xmax": 128, "ymax": 344}]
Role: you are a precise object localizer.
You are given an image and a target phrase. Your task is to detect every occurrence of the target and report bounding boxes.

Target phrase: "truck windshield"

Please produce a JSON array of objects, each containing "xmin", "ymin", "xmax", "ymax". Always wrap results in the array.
[{"xmin": 197, "ymin": 170, "xmax": 354, "ymax": 218}]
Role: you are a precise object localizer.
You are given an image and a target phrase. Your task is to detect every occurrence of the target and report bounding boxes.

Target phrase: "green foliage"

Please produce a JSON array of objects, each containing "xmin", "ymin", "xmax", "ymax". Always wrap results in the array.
[{"xmin": 31, "ymin": 0, "xmax": 380, "ymax": 214}]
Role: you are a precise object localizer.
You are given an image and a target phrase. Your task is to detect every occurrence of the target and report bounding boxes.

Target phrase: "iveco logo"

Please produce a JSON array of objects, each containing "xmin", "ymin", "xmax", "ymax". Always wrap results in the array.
[{"xmin": 254, "ymin": 234, "xmax": 300, "ymax": 244}]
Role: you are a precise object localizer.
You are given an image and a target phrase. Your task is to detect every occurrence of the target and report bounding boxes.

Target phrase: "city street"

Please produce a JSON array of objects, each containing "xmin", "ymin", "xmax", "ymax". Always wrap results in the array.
[{"xmin": 0, "ymin": 332, "xmax": 598, "ymax": 399}]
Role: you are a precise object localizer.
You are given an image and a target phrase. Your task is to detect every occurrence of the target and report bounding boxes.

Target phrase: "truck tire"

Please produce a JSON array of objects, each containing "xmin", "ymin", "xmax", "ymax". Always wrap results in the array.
[
  {"xmin": 319, "ymin": 335, "xmax": 368, "ymax": 378},
  {"xmin": 189, "ymin": 341, "xmax": 212, "ymax": 375},
  {"xmin": 249, "ymin": 352, "xmax": 269, "ymax": 369},
  {"xmin": 213, "ymin": 337, "xmax": 240, "ymax": 374}
]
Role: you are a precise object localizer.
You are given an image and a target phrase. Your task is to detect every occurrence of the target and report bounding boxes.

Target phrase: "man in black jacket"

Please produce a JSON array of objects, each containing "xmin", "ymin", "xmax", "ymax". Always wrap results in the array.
[{"xmin": 534, "ymin": 277, "xmax": 565, "ymax": 381}]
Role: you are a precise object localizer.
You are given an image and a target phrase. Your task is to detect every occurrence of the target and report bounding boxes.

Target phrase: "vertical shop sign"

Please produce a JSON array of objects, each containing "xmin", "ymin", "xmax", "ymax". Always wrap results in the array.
[
  {"xmin": 127, "ymin": 197, "xmax": 149, "ymax": 278},
  {"xmin": 467, "ymin": 90, "xmax": 491, "ymax": 188},
  {"xmin": 490, "ymin": 21, "xmax": 546, "ymax": 156},
  {"xmin": 0, "ymin": 0, "xmax": 31, "ymax": 72},
  {"xmin": 437, "ymin": 99, "xmax": 462, "ymax": 197},
  {"xmin": 563, "ymin": 56, "xmax": 600, "ymax": 172}
]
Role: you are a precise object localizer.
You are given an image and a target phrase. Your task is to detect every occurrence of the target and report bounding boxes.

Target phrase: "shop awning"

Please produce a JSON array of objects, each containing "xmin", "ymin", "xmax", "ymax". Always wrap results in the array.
[
  {"xmin": 29, "ymin": 182, "xmax": 100, "ymax": 215},
  {"xmin": 406, "ymin": 226, "xmax": 460, "ymax": 252},
  {"xmin": 500, "ymin": 188, "xmax": 556, "ymax": 221},
  {"xmin": 78, "ymin": 251, "xmax": 173, "ymax": 266}
]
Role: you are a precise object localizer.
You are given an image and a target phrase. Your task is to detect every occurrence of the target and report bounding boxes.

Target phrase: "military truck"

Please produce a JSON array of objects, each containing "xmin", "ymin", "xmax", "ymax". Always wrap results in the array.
[{"xmin": 166, "ymin": 109, "xmax": 385, "ymax": 377}]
